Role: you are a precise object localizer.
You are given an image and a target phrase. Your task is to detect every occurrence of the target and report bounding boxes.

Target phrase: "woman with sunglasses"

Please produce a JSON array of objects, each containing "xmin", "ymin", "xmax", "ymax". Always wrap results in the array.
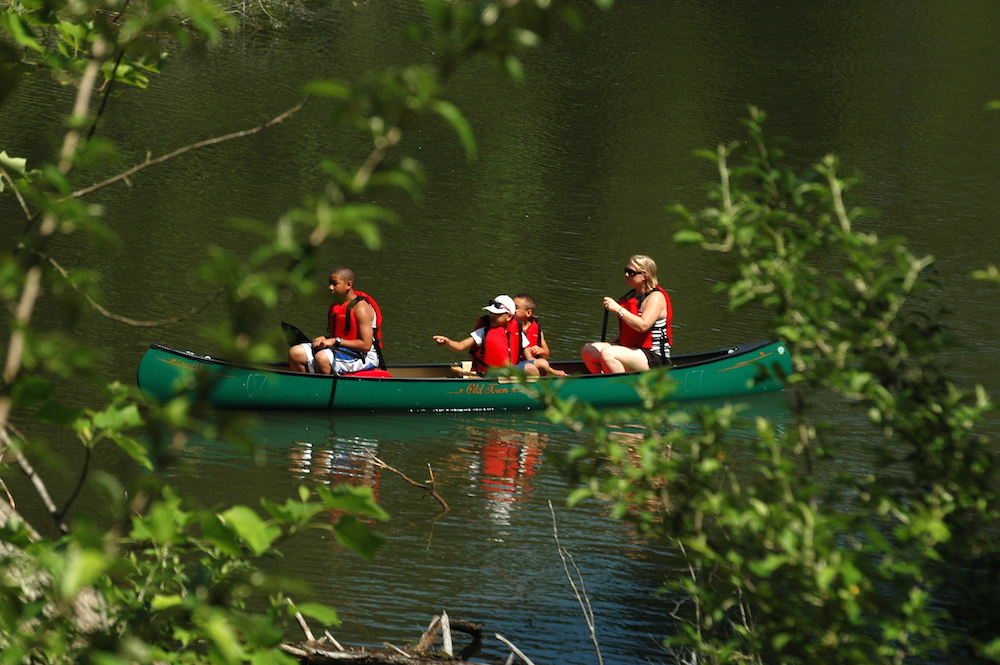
[{"xmin": 581, "ymin": 255, "xmax": 673, "ymax": 374}]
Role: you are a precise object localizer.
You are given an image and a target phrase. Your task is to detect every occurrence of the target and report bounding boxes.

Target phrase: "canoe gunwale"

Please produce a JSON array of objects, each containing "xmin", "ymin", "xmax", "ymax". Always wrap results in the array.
[{"xmin": 146, "ymin": 338, "xmax": 781, "ymax": 381}]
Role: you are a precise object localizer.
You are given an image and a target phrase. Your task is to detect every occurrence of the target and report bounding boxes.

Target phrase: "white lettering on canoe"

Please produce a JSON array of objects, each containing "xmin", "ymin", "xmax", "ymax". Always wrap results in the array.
[
  {"xmin": 683, "ymin": 370, "xmax": 704, "ymax": 393},
  {"xmin": 246, "ymin": 373, "xmax": 266, "ymax": 397}
]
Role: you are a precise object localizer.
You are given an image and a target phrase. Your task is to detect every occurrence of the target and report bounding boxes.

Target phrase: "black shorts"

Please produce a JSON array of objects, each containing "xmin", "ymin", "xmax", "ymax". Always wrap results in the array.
[{"xmin": 641, "ymin": 348, "xmax": 668, "ymax": 368}]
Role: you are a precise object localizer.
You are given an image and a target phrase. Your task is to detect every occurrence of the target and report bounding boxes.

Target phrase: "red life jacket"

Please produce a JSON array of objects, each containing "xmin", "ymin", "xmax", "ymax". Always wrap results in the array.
[
  {"xmin": 618, "ymin": 286, "xmax": 672, "ymax": 351},
  {"xmin": 470, "ymin": 316, "xmax": 524, "ymax": 374},
  {"xmin": 327, "ymin": 290, "xmax": 386, "ymax": 369},
  {"xmin": 522, "ymin": 317, "xmax": 543, "ymax": 348}
]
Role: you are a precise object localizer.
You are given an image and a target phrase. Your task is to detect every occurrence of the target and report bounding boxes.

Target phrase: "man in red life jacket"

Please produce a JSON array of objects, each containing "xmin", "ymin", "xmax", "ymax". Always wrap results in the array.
[
  {"xmin": 432, "ymin": 294, "xmax": 540, "ymax": 376},
  {"xmin": 287, "ymin": 267, "xmax": 382, "ymax": 374}
]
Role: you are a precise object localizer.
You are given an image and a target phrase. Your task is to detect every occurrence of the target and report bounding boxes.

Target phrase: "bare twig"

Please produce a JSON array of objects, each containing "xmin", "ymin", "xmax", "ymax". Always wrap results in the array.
[
  {"xmin": 2, "ymin": 426, "xmax": 68, "ymax": 534},
  {"xmin": 383, "ymin": 643, "xmax": 411, "ymax": 658},
  {"xmin": 57, "ymin": 442, "xmax": 90, "ymax": 525},
  {"xmin": 494, "ymin": 634, "xmax": 535, "ymax": 665},
  {"xmin": 549, "ymin": 500, "xmax": 603, "ymax": 665},
  {"xmin": 42, "ymin": 252, "xmax": 224, "ymax": 326},
  {"xmin": 308, "ymin": 126, "xmax": 403, "ymax": 247},
  {"xmin": 366, "ymin": 453, "xmax": 451, "ymax": 512},
  {"xmin": 441, "ymin": 610, "xmax": 453, "ymax": 656},
  {"xmin": 288, "ymin": 599, "xmax": 316, "ymax": 641},
  {"xmin": 0, "ymin": 478, "xmax": 14, "ymax": 509},
  {"xmin": 416, "ymin": 615, "xmax": 442, "ymax": 652},
  {"xmin": 0, "ymin": 165, "xmax": 32, "ymax": 223},
  {"xmin": 325, "ymin": 631, "xmax": 344, "ymax": 651},
  {"xmin": 70, "ymin": 99, "xmax": 307, "ymax": 200}
]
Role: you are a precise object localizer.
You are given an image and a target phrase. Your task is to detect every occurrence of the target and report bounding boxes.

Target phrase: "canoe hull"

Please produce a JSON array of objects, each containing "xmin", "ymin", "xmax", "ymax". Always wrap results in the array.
[{"xmin": 137, "ymin": 340, "xmax": 791, "ymax": 411}]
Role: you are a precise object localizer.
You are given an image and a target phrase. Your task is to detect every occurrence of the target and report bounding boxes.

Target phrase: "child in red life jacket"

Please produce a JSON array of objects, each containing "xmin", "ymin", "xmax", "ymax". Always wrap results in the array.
[
  {"xmin": 287, "ymin": 267, "xmax": 382, "ymax": 375},
  {"xmin": 432, "ymin": 295, "xmax": 540, "ymax": 376},
  {"xmin": 513, "ymin": 293, "xmax": 567, "ymax": 377}
]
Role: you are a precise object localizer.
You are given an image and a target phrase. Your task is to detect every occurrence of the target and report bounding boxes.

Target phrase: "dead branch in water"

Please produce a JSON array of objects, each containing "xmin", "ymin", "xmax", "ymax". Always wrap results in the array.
[
  {"xmin": 283, "ymin": 610, "xmax": 496, "ymax": 664},
  {"xmin": 549, "ymin": 500, "xmax": 603, "ymax": 665},
  {"xmin": 365, "ymin": 453, "xmax": 451, "ymax": 512}
]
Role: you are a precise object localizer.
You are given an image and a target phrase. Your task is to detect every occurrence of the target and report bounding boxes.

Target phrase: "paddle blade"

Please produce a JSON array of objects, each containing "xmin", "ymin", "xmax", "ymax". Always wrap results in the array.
[{"xmin": 281, "ymin": 322, "xmax": 311, "ymax": 347}]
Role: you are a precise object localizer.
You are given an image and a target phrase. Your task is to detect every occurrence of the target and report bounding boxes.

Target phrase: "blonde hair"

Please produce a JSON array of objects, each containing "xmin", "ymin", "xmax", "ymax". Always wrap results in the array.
[{"xmin": 629, "ymin": 254, "xmax": 658, "ymax": 290}]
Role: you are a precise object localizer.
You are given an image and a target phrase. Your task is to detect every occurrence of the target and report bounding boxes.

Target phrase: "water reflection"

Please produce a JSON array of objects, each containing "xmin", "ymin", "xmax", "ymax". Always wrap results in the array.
[
  {"xmin": 285, "ymin": 422, "xmax": 382, "ymax": 496},
  {"xmin": 170, "ymin": 396, "xmax": 790, "ymax": 664}
]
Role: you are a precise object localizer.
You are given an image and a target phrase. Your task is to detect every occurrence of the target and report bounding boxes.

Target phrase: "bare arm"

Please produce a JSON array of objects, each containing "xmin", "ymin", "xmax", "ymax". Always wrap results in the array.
[
  {"xmin": 529, "ymin": 331, "xmax": 551, "ymax": 359},
  {"xmin": 605, "ymin": 292, "xmax": 665, "ymax": 333},
  {"xmin": 433, "ymin": 335, "xmax": 476, "ymax": 353}
]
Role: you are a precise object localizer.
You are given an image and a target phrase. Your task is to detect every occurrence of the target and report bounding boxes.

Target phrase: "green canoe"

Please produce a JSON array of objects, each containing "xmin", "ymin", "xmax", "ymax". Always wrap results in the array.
[{"xmin": 136, "ymin": 339, "xmax": 791, "ymax": 412}]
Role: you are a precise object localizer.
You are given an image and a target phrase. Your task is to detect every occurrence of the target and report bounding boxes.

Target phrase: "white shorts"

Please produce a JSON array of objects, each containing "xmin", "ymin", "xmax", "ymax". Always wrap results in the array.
[{"xmin": 296, "ymin": 342, "xmax": 376, "ymax": 375}]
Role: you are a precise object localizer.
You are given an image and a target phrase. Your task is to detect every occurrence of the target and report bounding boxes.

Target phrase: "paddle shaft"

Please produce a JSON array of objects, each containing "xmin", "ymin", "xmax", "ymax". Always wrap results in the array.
[{"xmin": 601, "ymin": 307, "xmax": 609, "ymax": 342}]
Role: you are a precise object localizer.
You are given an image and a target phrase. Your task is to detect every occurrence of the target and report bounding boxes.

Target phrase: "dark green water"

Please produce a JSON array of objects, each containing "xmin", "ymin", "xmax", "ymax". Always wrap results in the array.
[{"xmin": 3, "ymin": 0, "xmax": 1000, "ymax": 662}]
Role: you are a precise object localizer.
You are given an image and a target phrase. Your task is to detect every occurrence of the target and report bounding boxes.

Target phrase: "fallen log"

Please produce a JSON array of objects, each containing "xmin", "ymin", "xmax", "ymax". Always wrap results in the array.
[{"xmin": 281, "ymin": 613, "xmax": 504, "ymax": 665}]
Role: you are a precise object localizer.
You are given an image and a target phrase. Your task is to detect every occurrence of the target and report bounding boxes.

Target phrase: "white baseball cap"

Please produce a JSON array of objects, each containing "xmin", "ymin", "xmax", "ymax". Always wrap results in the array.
[{"xmin": 483, "ymin": 295, "xmax": 515, "ymax": 315}]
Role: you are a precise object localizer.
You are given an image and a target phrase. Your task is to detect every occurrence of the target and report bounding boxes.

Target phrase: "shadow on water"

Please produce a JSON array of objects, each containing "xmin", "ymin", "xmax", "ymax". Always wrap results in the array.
[{"xmin": 171, "ymin": 392, "xmax": 791, "ymax": 664}]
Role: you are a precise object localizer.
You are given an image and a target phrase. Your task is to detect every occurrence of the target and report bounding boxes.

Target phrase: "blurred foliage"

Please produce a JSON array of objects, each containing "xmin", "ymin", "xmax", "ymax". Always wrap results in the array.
[
  {"xmin": 546, "ymin": 108, "xmax": 1000, "ymax": 664},
  {"xmin": 1, "ymin": 0, "xmax": 610, "ymax": 662}
]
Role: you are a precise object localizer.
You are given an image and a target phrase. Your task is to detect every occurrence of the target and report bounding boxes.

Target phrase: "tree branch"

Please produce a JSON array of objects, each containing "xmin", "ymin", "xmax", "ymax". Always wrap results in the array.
[
  {"xmin": 70, "ymin": 99, "xmax": 307, "ymax": 199},
  {"xmin": 42, "ymin": 252, "xmax": 224, "ymax": 326},
  {"xmin": 366, "ymin": 453, "xmax": 451, "ymax": 512},
  {"xmin": 1, "ymin": 39, "xmax": 107, "ymax": 450},
  {"xmin": 0, "ymin": 165, "xmax": 33, "ymax": 224},
  {"xmin": 2, "ymin": 425, "xmax": 67, "ymax": 534},
  {"xmin": 549, "ymin": 500, "xmax": 602, "ymax": 665}
]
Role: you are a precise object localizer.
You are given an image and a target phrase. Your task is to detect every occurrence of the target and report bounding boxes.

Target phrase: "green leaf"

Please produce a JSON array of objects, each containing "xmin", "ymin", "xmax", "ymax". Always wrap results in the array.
[
  {"xmin": 673, "ymin": 229, "xmax": 705, "ymax": 245},
  {"xmin": 222, "ymin": 506, "xmax": 282, "ymax": 556},
  {"xmin": 332, "ymin": 515, "xmax": 385, "ymax": 562},
  {"xmin": 0, "ymin": 150, "xmax": 27, "ymax": 177},
  {"xmin": 303, "ymin": 80, "xmax": 352, "ymax": 99},
  {"xmin": 432, "ymin": 100, "xmax": 476, "ymax": 160},
  {"xmin": 503, "ymin": 54, "xmax": 524, "ymax": 82},
  {"xmin": 200, "ymin": 513, "xmax": 243, "ymax": 557},
  {"xmin": 315, "ymin": 484, "xmax": 389, "ymax": 521},
  {"xmin": 566, "ymin": 487, "xmax": 592, "ymax": 507},
  {"xmin": 150, "ymin": 594, "xmax": 185, "ymax": 610},
  {"xmin": 293, "ymin": 602, "xmax": 341, "ymax": 627},
  {"xmin": 92, "ymin": 403, "xmax": 143, "ymax": 432},
  {"xmin": 35, "ymin": 399, "xmax": 85, "ymax": 427},
  {"xmin": 60, "ymin": 547, "xmax": 110, "ymax": 599},
  {"xmin": 250, "ymin": 650, "xmax": 299, "ymax": 665},
  {"xmin": 11, "ymin": 375, "xmax": 54, "ymax": 408},
  {"xmin": 110, "ymin": 434, "xmax": 153, "ymax": 470},
  {"xmin": 0, "ymin": 14, "xmax": 43, "ymax": 52},
  {"xmin": 199, "ymin": 610, "xmax": 244, "ymax": 664}
]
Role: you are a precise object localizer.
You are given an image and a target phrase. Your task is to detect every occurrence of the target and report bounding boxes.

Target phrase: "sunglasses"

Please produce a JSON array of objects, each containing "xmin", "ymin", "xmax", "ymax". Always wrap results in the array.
[
  {"xmin": 487, "ymin": 299, "xmax": 509, "ymax": 312},
  {"xmin": 624, "ymin": 268, "xmax": 645, "ymax": 278}
]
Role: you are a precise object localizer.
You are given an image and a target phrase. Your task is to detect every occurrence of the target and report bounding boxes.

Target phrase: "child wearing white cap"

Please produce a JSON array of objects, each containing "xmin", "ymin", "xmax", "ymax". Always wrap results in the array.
[{"xmin": 432, "ymin": 295, "xmax": 540, "ymax": 376}]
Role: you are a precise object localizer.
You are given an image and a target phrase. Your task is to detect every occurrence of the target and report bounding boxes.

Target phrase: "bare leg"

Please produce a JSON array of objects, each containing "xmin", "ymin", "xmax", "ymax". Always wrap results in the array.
[
  {"xmin": 534, "ymin": 358, "xmax": 567, "ymax": 377},
  {"xmin": 581, "ymin": 342, "xmax": 610, "ymax": 374},
  {"xmin": 288, "ymin": 344, "xmax": 310, "ymax": 372},
  {"xmin": 315, "ymin": 349, "xmax": 334, "ymax": 374},
  {"xmin": 523, "ymin": 362, "xmax": 541, "ymax": 377},
  {"xmin": 599, "ymin": 345, "xmax": 650, "ymax": 374}
]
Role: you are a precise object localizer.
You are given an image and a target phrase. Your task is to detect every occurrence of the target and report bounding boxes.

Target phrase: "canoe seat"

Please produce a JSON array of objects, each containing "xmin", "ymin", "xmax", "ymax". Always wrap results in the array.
[
  {"xmin": 344, "ymin": 368, "xmax": 393, "ymax": 378},
  {"xmin": 450, "ymin": 361, "xmax": 478, "ymax": 377}
]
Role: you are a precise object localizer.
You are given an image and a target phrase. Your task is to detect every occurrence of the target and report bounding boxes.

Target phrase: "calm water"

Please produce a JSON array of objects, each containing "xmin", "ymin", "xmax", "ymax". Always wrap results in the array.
[{"xmin": 3, "ymin": 0, "xmax": 1000, "ymax": 662}]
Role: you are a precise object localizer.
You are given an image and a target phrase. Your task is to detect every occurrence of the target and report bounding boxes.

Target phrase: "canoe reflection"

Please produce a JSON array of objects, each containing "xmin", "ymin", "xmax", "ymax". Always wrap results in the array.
[
  {"xmin": 470, "ymin": 428, "xmax": 546, "ymax": 525},
  {"xmin": 227, "ymin": 412, "xmax": 557, "ymax": 517},
  {"xmin": 177, "ymin": 394, "xmax": 789, "ymax": 529}
]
